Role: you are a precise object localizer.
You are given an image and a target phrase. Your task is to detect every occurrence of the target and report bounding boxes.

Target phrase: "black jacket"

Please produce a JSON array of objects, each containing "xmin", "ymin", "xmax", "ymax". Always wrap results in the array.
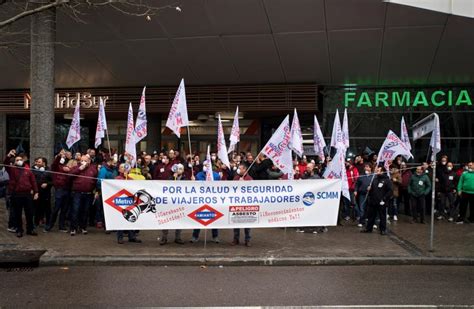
[
  {"xmin": 439, "ymin": 169, "xmax": 458, "ymax": 193},
  {"xmin": 368, "ymin": 174, "xmax": 393, "ymax": 205}
]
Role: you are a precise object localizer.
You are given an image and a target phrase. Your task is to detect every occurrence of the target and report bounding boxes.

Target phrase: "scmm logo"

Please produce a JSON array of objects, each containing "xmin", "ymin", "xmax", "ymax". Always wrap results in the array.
[
  {"xmin": 316, "ymin": 192, "xmax": 339, "ymax": 199},
  {"xmin": 302, "ymin": 192, "xmax": 315, "ymax": 206}
]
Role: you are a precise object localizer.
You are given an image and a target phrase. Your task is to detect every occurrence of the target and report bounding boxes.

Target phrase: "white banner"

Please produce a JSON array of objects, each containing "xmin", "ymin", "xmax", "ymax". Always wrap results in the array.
[{"xmin": 102, "ymin": 179, "xmax": 342, "ymax": 230}]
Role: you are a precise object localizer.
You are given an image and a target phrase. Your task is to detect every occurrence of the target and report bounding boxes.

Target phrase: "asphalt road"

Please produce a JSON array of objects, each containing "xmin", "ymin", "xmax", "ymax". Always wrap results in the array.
[{"xmin": 0, "ymin": 266, "xmax": 473, "ymax": 307}]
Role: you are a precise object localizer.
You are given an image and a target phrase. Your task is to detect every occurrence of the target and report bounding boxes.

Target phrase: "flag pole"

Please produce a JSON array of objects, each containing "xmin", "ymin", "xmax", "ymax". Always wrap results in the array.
[
  {"xmin": 186, "ymin": 126, "xmax": 194, "ymax": 177},
  {"xmin": 105, "ymin": 129, "xmax": 112, "ymax": 158},
  {"xmin": 429, "ymin": 150, "xmax": 436, "ymax": 252}
]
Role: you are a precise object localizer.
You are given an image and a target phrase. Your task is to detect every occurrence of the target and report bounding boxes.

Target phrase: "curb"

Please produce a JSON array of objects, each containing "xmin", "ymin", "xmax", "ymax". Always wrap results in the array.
[{"xmin": 38, "ymin": 255, "xmax": 474, "ymax": 267}]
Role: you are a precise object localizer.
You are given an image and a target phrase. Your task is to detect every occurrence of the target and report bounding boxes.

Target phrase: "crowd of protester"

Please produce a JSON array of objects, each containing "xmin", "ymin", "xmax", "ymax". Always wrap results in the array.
[{"xmin": 0, "ymin": 147, "xmax": 473, "ymax": 245}]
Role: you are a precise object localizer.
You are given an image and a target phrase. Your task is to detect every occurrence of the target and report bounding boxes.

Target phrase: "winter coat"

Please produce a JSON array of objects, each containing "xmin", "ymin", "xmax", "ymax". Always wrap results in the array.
[
  {"xmin": 457, "ymin": 170, "xmax": 474, "ymax": 194},
  {"xmin": 408, "ymin": 173, "xmax": 431, "ymax": 197},
  {"xmin": 368, "ymin": 174, "xmax": 393, "ymax": 205},
  {"xmin": 70, "ymin": 164, "xmax": 98, "ymax": 193},
  {"xmin": 3, "ymin": 157, "xmax": 38, "ymax": 195}
]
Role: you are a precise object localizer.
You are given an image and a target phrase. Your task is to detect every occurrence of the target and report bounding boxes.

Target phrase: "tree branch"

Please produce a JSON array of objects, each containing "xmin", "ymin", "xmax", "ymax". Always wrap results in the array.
[{"xmin": 0, "ymin": 0, "xmax": 69, "ymax": 29}]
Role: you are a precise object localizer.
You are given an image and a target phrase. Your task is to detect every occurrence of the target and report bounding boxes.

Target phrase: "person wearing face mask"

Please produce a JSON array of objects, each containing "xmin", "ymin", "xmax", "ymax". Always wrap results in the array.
[
  {"xmin": 408, "ymin": 166, "xmax": 432, "ymax": 224},
  {"xmin": 167, "ymin": 149, "xmax": 181, "ymax": 166},
  {"xmin": 3, "ymin": 149, "xmax": 39, "ymax": 237},
  {"xmin": 399, "ymin": 162, "xmax": 412, "ymax": 216},
  {"xmin": 344, "ymin": 160, "xmax": 359, "ymax": 221},
  {"xmin": 68, "ymin": 155, "xmax": 98, "ymax": 236},
  {"xmin": 46, "ymin": 149, "xmax": 72, "ymax": 233},
  {"xmin": 439, "ymin": 162, "xmax": 458, "ymax": 221},
  {"xmin": 232, "ymin": 163, "xmax": 253, "ymax": 246},
  {"xmin": 160, "ymin": 164, "xmax": 187, "ymax": 245},
  {"xmin": 361, "ymin": 166, "xmax": 392, "ymax": 235},
  {"xmin": 456, "ymin": 161, "xmax": 474, "ymax": 224},
  {"xmin": 153, "ymin": 155, "xmax": 172, "ymax": 180},
  {"xmin": 389, "ymin": 167, "xmax": 402, "ymax": 222},
  {"xmin": 32, "ymin": 157, "xmax": 52, "ymax": 229},
  {"xmin": 354, "ymin": 164, "xmax": 374, "ymax": 228}
]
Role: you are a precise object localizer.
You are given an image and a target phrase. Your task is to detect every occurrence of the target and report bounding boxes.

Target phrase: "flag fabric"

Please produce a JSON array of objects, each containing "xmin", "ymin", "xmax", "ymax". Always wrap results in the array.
[
  {"xmin": 261, "ymin": 115, "xmax": 293, "ymax": 175},
  {"xmin": 134, "ymin": 86, "xmax": 147, "ymax": 143},
  {"xmin": 166, "ymin": 78, "xmax": 189, "ymax": 138},
  {"xmin": 376, "ymin": 130, "xmax": 414, "ymax": 172},
  {"xmin": 323, "ymin": 147, "xmax": 351, "ymax": 201},
  {"xmin": 228, "ymin": 106, "xmax": 240, "ymax": 154},
  {"xmin": 342, "ymin": 108, "xmax": 350, "ymax": 149},
  {"xmin": 330, "ymin": 109, "xmax": 344, "ymax": 150},
  {"xmin": 430, "ymin": 113, "xmax": 441, "ymax": 160},
  {"xmin": 66, "ymin": 102, "xmax": 81, "ymax": 149},
  {"xmin": 205, "ymin": 145, "xmax": 214, "ymax": 181},
  {"xmin": 400, "ymin": 116, "xmax": 411, "ymax": 151},
  {"xmin": 289, "ymin": 108, "xmax": 304, "ymax": 157},
  {"xmin": 313, "ymin": 115, "xmax": 326, "ymax": 161},
  {"xmin": 217, "ymin": 114, "xmax": 231, "ymax": 169},
  {"xmin": 125, "ymin": 103, "xmax": 137, "ymax": 167},
  {"xmin": 94, "ymin": 97, "xmax": 107, "ymax": 148}
]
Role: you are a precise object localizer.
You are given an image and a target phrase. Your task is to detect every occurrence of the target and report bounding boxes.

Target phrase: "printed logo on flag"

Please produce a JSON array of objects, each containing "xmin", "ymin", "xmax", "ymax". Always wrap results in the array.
[
  {"xmin": 105, "ymin": 189, "xmax": 135, "ymax": 213},
  {"xmin": 302, "ymin": 192, "xmax": 315, "ymax": 206},
  {"xmin": 188, "ymin": 205, "xmax": 224, "ymax": 226}
]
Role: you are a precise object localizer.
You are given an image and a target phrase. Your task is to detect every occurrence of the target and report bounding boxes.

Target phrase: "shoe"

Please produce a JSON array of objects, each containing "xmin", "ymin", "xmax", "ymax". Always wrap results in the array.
[
  {"xmin": 436, "ymin": 216, "xmax": 443, "ymax": 220},
  {"xmin": 16, "ymin": 232, "xmax": 23, "ymax": 238},
  {"xmin": 357, "ymin": 223, "xmax": 363, "ymax": 228},
  {"xmin": 455, "ymin": 220, "xmax": 464, "ymax": 225},
  {"xmin": 59, "ymin": 228, "xmax": 68, "ymax": 233},
  {"xmin": 312, "ymin": 230, "xmax": 318, "ymax": 234},
  {"xmin": 189, "ymin": 237, "xmax": 199, "ymax": 243},
  {"xmin": 174, "ymin": 239, "xmax": 185, "ymax": 245},
  {"xmin": 212, "ymin": 237, "xmax": 220, "ymax": 243},
  {"xmin": 319, "ymin": 227, "xmax": 328, "ymax": 233},
  {"xmin": 393, "ymin": 215, "xmax": 398, "ymax": 221},
  {"xmin": 245, "ymin": 240, "xmax": 251, "ymax": 247},
  {"xmin": 81, "ymin": 229, "xmax": 88, "ymax": 235},
  {"xmin": 296, "ymin": 228, "xmax": 305, "ymax": 233},
  {"xmin": 27, "ymin": 230, "xmax": 38, "ymax": 236},
  {"xmin": 7, "ymin": 227, "xmax": 16, "ymax": 233},
  {"xmin": 117, "ymin": 238, "xmax": 124, "ymax": 244},
  {"xmin": 96, "ymin": 222, "xmax": 103, "ymax": 229},
  {"xmin": 129, "ymin": 238, "xmax": 142, "ymax": 243},
  {"xmin": 159, "ymin": 238, "xmax": 168, "ymax": 245},
  {"xmin": 70, "ymin": 230, "xmax": 76, "ymax": 236},
  {"xmin": 360, "ymin": 229, "xmax": 372, "ymax": 233},
  {"xmin": 43, "ymin": 228, "xmax": 49, "ymax": 233},
  {"xmin": 380, "ymin": 230, "xmax": 387, "ymax": 236},
  {"xmin": 373, "ymin": 225, "xmax": 378, "ymax": 229},
  {"xmin": 231, "ymin": 239, "xmax": 239, "ymax": 246},
  {"xmin": 344, "ymin": 216, "xmax": 350, "ymax": 221},
  {"xmin": 448, "ymin": 217, "xmax": 454, "ymax": 222}
]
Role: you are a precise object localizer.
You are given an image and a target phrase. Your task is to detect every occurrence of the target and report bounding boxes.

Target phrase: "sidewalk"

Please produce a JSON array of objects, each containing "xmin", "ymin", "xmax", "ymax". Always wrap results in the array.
[{"xmin": 0, "ymin": 200, "xmax": 473, "ymax": 266}]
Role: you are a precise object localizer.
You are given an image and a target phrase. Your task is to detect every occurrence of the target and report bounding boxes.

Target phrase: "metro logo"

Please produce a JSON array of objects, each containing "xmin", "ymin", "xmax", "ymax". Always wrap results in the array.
[
  {"xmin": 188, "ymin": 205, "xmax": 223, "ymax": 226},
  {"xmin": 105, "ymin": 189, "xmax": 136, "ymax": 213}
]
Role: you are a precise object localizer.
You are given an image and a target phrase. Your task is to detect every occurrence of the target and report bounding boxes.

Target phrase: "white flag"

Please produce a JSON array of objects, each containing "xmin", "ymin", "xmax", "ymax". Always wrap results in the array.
[
  {"xmin": 166, "ymin": 78, "xmax": 189, "ymax": 138},
  {"xmin": 66, "ymin": 102, "xmax": 81, "ymax": 149},
  {"xmin": 313, "ymin": 115, "xmax": 326, "ymax": 161},
  {"xmin": 94, "ymin": 97, "xmax": 107, "ymax": 148},
  {"xmin": 228, "ymin": 106, "xmax": 240, "ymax": 154},
  {"xmin": 217, "ymin": 114, "xmax": 231, "ymax": 169},
  {"xmin": 134, "ymin": 86, "xmax": 147, "ymax": 143},
  {"xmin": 342, "ymin": 108, "xmax": 349, "ymax": 149},
  {"xmin": 330, "ymin": 109, "xmax": 344, "ymax": 150},
  {"xmin": 400, "ymin": 116, "xmax": 411, "ymax": 151},
  {"xmin": 376, "ymin": 130, "xmax": 413, "ymax": 172},
  {"xmin": 261, "ymin": 115, "xmax": 293, "ymax": 175},
  {"xmin": 323, "ymin": 147, "xmax": 350, "ymax": 201},
  {"xmin": 125, "ymin": 103, "xmax": 137, "ymax": 167},
  {"xmin": 430, "ymin": 113, "xmax": 441, "ymax": 160},
  {"xmin": 289, "ymin": 108, "xmax": 304, "ymax": 157},
  {"xmin": 205, "ymin": 145, "xmax": 214, "ymax": 181}
]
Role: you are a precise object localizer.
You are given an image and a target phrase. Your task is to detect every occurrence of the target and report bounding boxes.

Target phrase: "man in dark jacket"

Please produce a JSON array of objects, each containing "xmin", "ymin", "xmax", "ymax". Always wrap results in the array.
[
  {"xmin": 408, "ymin": 166, "xmax": 432, "ymax": 224},
  {"xmin": 438, "ymin": 162, "xmax": 458, "ymax": 221},
  {"xmin": 4, "ymin": 149, "xmax": 39, "ymax": 237},
  {"xmin": 32, "ymin": 157, "xmax": 53, "ymax": 228},
  {"xmin": 361, "ymin": 166, "xmax": 392, "ymax": 235},
  {"xmin": 46, "ymin": 150, "xmax": 71, "ymax": 232},
  {"xmin": 69, "ymin": 155, "xmax": 98, "ymax": 236},
  {"xmin": 354, "ymin": 164, "xmax": 374, "ymax": 227}
]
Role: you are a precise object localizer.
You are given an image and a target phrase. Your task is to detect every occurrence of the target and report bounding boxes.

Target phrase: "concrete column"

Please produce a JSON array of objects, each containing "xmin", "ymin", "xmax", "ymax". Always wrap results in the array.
[
  {"xmin": 147, "ymin": 113, "xmax": 161, "ymax": 153},
  {"xmin": 0, "ymin": 113, "xmax": 6, "ymax": 157},
  {"xmin": 30, "ymin": 2, "xmax": 56, "ymax": 164}
]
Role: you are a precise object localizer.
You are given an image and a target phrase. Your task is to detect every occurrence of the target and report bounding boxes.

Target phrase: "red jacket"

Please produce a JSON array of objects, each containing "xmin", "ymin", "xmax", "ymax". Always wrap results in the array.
[
  {"xmin": 233, "ymin": 174, "xmax": 253, "ymax": 181},
  {"xmin": 3, "ymin": 157, "xmax": 38, "ymax": 194},
  {"xmin": 70, "ymin": 164, "xmax": 98, "ymax": 193},
  {"xmin": 51, "ymin": 156, "xmax": 71, "ymax": 189},
  {"xmin": 153, "ymin": 163, "xmax": 172, "ymax": 180},
  {"xmin": 346, "ymin": 166, "xmax": 359, "ymax": 191}
]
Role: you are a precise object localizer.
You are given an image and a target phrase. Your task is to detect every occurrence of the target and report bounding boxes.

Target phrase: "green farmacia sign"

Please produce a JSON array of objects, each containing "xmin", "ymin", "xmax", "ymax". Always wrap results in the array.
[{"xmin": 344, "ymin": 89, "xmax": 473, "ymax": 108}]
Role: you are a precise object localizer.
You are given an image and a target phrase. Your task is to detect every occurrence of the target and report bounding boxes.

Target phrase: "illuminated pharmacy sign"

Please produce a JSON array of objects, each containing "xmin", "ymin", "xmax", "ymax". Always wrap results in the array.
[{"xmin": 344, "ymin": 89, "xmax": 472, "ymax": 108}]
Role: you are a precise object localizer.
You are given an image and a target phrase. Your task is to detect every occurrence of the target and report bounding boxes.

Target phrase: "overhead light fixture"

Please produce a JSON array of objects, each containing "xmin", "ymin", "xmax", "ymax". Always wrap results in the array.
[{"xmin": 215, "ymin": 111, "xmax": 244, "ymax": 120}]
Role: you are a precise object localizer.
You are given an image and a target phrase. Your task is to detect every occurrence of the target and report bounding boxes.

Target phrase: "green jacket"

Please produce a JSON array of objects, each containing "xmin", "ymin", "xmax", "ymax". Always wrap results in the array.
[
  {"xmin": 408, "ymin": 173, "xmax": 431, "ymax": 197},
  {"xmin": 457, "ymin": 171, "xmax": 474, "ymax": 194}
]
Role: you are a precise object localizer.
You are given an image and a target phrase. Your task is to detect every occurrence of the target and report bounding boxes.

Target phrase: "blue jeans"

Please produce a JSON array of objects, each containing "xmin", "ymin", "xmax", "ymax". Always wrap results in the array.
[
  {"xmin": 357, "ymin": 193, "xmax": 368, "ymax": 224},
  {"xmin": 233, "ymin": 228, "xmax": 251, "ymax": 242},
  {"xmin": 192, "ymin": 229, "xmax": 218, "ymax": 239},
  {"xmin": 95, "ymin": 195, "xmax": 105, "ymax": 224},
  {"xmin": 389, "ymin": 197, "xmax": 399, "ymax": 217},
  {"xmin": 48, "ymin": 189, "xmax": 70, "ymax": 230},
  {"xmin": 70, "ymin": 192, "xmax": 93, "ymax": 231}
]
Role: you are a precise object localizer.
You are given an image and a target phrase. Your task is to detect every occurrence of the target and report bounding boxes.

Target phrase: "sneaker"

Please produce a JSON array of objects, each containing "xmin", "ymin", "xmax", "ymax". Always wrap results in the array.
[
  {"xmin": 373, "ymin": 225, "xmax": 378, "ymax": 229},
  {"xmin": 174, "ymin": 239, "xmax": 185, "ymax": 245},
  {"xmin": 436, "ymin": 216, "xmax": 443, "ymax": 220},
  {"xmin": 380, "ymin": 230, "xmax": 387, "ymax": 236},
  {"xmin": 296, "ymin": 228, "xmax": 305, "ymax": 233},
  {"xmin": 27, "ymin": 230, "xmax": 38, "ymax": 236},
  {"xmin": 319, "ymin": 227, "xmax": 328, "ymax": 233},
  {"xmin": 189, "ymin": 237, "xmax": 199, "ymax": 243},
  {"xmin": 357, "ymin": 223, "xmax": 363, "ymax": 228},
  {"xmin": 7, "ymin": 227, "xmax": 16, "ymax": 233},
  {"xmin": 344, "ymin": 216, "xmax": 350, "ymax": 221},
  {"xmin": 393, "ymin": 215, "xmax": 398, "ymax": 221},
  {"xmin": 70, "ymin": 229, "xmax": 76, "ymax": 236},
  {"xmin": 59, "ymin": 228, "xmax": 68, "ymax": 233},
  {"xmin": 43, "ymin": 228, "xmax": 49, "ymax": 233},
  {"xmin": 312, "ymin": 230, "xmax": 318, "ymax": 234},
  {"xmin": 212, "ymin": 237, "xmax": 220, "ymax": 243},
  {"xmin": 455, "ymin": 220, "xmax": 464, "ymax": 225},
  {"xmin": 448, "ymin": 217, "xmax": 454, "ymax": 222},
  {"xmin": 81, "ymin": 229, "xmax": 88, "ymax": 235}
]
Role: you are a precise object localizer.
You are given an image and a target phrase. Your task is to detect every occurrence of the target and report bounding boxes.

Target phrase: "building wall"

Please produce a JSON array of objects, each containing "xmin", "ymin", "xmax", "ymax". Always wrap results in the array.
[{"xmin": 0, "ymin": 113, "xmax": 5, "ymax": 156}]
